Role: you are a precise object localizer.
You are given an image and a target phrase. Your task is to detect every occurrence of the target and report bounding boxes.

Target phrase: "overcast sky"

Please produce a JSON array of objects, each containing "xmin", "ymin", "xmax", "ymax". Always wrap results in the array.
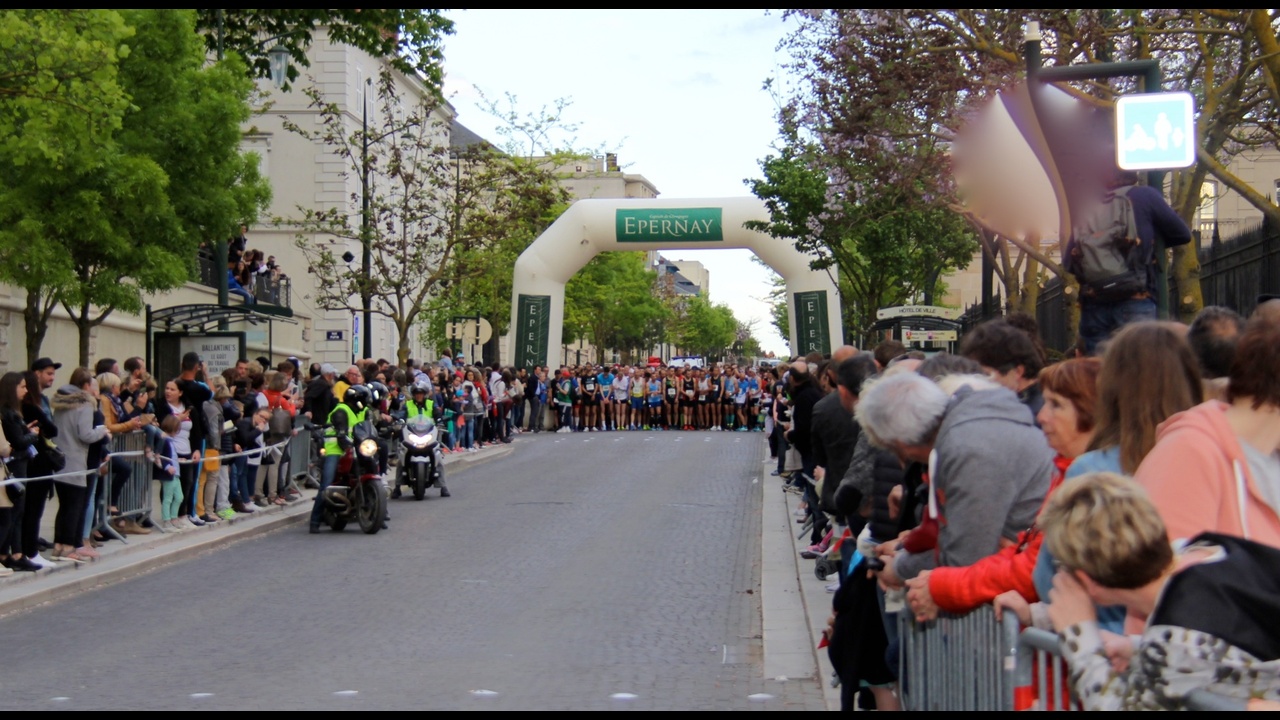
[{"xmin": 441, "ymin": 9, "xmax": 796, "ymax": 356}]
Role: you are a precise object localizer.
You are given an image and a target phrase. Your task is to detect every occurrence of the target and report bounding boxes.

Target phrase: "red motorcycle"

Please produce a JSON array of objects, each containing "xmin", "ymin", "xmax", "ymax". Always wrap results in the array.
[{"xmin": 319, "ymin": 419, "xmax": 387, "ymax": 534}]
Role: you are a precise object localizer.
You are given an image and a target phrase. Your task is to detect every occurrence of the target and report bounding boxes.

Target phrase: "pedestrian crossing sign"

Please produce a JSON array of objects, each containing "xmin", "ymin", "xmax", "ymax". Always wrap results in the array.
[{"xmin": 1115, "ymin": 92, "xmax": 1196, "ymax": 170}]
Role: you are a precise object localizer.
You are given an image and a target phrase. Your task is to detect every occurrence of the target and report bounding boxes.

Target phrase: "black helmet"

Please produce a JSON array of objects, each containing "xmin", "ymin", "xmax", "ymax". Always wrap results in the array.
[
  {"xmin": 369, "ymin": 381, "xmax": 389, "ymax": 404},
  {"xmin": 343, "ymin": 384, "xmax": 371, "ymax": 413}
]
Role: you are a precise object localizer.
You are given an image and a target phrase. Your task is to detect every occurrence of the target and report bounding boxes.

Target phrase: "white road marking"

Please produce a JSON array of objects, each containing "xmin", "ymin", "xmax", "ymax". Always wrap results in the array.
[
  {"xmin": 190, "ymin": 693, "xmax": 214, "ymax": 699},
  {"xmin": 610, "ymin": 693, "xmax": 639, "ymax": 700},
  {"xmin": 747, "ymin": 693, "xmax": 775, "ymax": 702},
  {"xmin": 333, "ymin": 690, "xmax": 359, "ymax": 696},
  {"xmin": 470, "ymin": 689, "xmax": 500, "ymax": 697}
]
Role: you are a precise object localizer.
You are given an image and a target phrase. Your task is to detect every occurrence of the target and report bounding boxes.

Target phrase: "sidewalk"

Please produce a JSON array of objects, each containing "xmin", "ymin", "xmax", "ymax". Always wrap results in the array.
[
  {"xmin": 0, "ymin": 442, "xmax": 513, "ymax": 618},
  {"xmin": 759, "ymin": 464, "xmax": 842, "ymax": 712}
]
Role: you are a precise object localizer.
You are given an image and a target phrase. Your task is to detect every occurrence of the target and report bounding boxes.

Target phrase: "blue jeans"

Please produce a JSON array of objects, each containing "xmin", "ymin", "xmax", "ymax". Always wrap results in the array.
[
  {"xmin": 458, "ymin": 420, "xmax": 474, "ymax": 449},
  {"xmin": 1079, "ymin": 297, "xmax": 1157, "ymax": 355},
  {"xmin": 310, "ymin": 454, "xmax": 339, "ymax": 527},
  {"xmin": 229, "ymin": 456, "xmax": 250, "ymax": 504}
]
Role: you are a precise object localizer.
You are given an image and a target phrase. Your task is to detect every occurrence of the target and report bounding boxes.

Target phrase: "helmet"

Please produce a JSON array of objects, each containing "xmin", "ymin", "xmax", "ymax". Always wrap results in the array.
[
  {"xmin": 343, "ymin": 384, "xmax": 371, "ymax": 413},
  {"xmin": 369, "ymin": 381, "xmax": 389, "ymax": 404},
  {"xmin": 411, "ymin": 380, "xmax": 429, "ymax": 395}
]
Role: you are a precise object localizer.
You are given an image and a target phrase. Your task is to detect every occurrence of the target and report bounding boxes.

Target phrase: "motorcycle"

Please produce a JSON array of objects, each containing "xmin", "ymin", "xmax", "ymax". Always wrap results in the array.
[
  {"xmin": 319, "ymin": 419, "xmax": 387, "ymax": 534},
  {"xmin": 393, "ymin": 415, "xmax": 445, "ymax": 501}
]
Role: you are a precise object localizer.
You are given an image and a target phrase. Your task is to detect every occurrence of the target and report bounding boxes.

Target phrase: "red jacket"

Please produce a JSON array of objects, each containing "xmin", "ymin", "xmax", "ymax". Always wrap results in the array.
[{"xmin": 928, "ymin": 455, "xmax": 1070, "ymax": 613}]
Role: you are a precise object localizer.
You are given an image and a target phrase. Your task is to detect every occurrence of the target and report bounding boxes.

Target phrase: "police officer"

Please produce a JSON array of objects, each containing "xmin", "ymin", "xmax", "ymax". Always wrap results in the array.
[
  {"xmin": 311, "ymin": 385, "xmax": 369, "ymax": 533},
  {"xmin": 392, "ymin": 382, "xmax": 450, "ymax": 498}
]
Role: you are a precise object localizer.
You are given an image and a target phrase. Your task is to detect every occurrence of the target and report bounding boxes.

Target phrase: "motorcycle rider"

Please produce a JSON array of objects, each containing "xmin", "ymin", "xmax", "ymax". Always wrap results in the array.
[
  {"xmin": 310, "ymin": 384, "xmax": 371, "ymax": 534},
  {"xmin": 392, "ymin": 382, "xmax": 450, "ymax": 498}
]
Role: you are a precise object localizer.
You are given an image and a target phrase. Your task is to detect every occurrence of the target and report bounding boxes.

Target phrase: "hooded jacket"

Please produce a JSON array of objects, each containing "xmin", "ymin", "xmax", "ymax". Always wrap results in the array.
[
  {"xmin": 50, "ymin": 385, "xmax": 109, "ymax": 487},
  {"xmin": 895, "ymin": 385, "xmax": 1055, "ymax": 581},
  {"xmin": 1133, "ymin": 400, "xmax": 1280, "ymax": 547}
]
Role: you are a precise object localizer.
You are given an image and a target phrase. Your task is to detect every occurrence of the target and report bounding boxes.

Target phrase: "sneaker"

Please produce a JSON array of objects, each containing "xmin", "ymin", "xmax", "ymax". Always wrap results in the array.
[
  {"xmin": 188, "ymin": 516, "xmax": 207, "ymax": 527},
  {"xmin": 826, "ymin": 581, "xmax": 840, "ymax": 593},
  {"xmin": 799, "ymin": 549, "xmax": 822, "ymax": 560},
  {"xmin": 468, "ymin": 447, "xmax": 478, "ymax": 453},
  {"xmin": 200, "ymin": 514, "xmax": 221, "ymax": 524},
  {"xmin": 28, "ymin": 553, "xmax": 54, "ymax": 569},
  {"xmin": 217, "ymin": 508, "xmax": 237, "ymax": 521}
]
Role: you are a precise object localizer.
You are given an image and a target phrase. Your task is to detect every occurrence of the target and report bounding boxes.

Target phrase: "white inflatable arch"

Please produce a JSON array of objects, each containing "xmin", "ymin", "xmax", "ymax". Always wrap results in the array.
[{"xmin": 509, "ymin": 197, "xmax": 843, "ymax": 368}]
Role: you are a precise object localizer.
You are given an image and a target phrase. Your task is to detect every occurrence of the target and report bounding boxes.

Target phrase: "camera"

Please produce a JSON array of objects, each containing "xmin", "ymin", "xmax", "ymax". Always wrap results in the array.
[{"xmin": 864, "ymin": 557, "xmax": 886, "ymax": 572}]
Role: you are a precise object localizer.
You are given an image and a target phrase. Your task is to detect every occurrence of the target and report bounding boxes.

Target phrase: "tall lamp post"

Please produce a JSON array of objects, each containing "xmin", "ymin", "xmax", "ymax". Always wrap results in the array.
[{"xmin": 360, "ymin": 76, "xmax": 374, "ymax": 361}]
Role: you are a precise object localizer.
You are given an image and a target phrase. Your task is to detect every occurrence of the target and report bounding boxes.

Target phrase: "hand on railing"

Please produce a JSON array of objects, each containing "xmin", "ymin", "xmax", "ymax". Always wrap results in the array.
[
  {"xmin": 993, "ymin": 590, "xmax": 1032, "ymax": 626},
  {"xmin": 905, "ymin": 570, "xmax": 940, "ymax": 622}
]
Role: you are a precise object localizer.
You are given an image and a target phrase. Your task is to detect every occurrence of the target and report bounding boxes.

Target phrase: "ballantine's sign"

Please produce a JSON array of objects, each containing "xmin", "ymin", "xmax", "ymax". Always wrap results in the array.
[{"xmin": 615, "ymin": 208, "xmax": 723, "ymax": 243}]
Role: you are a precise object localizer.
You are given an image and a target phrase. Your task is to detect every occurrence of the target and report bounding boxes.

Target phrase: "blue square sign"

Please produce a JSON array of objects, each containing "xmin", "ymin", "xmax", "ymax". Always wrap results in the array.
[{"xmin": 1115, "ymin": 92, "xmax": 1196, "ymax": 170}]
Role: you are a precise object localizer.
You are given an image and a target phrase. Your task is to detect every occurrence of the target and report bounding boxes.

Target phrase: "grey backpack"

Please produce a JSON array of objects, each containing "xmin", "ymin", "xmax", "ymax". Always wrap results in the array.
[{"xmin": 1068, "ymin": 186, "xmax": 1147, "ymax": 302}]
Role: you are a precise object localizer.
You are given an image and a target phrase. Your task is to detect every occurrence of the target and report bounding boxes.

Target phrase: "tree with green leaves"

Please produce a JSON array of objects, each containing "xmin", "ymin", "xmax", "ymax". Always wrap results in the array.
[
  {"xmin": 0, "ymin": 10, "xmax": 134, "ymax": 364},
  {"xmin": 287, "ymin": 69, "xmax": 565, "ymax": 366},
  {"xmin": 671, "ymin": 295, "xmax": 738, "ymax": 361},
  {"xmin": 195, "ymin": 9, "xmax": 454, "ymax": 93},
  {"xmin": 748, "ymin": 141, "xmax": 976, "ymax": 344},
  {"xmin": 0, "ymin": 10, "xmax": 270, "ymax": 366},
  {"xmin": 563, "ymin": 251, "xmax": 671, "ymax": 364}
]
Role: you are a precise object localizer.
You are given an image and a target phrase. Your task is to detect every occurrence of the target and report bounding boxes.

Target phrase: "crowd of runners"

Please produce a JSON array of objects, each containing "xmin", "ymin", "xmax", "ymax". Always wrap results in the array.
[{"xmin": 543, "ymin": 363, "xmax": 775, "ymax": 433}]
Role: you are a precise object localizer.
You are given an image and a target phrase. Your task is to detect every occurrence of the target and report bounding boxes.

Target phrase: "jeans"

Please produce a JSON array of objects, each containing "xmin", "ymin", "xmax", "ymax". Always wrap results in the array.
[
  {"xmin": 229, "ymin": 456, "xmax": 250, "ymax": 504},
  {"xmin": 512, "ymin": 400, "xmax": 525, "ymax": 430},
  {"xmin": 528, "ymin": 398, "xmax": 544, "ymax": 431},
  {"xmin": 311, "ymin": 454, "xmax": 339, "ymax": 527},
  {"xmin": 1078, "ymin": 297, "xmax": 1157, "ymax": 355},
  {"xmin": 458, "ymin": 420, "xmax": 474, "ymax": 449}
]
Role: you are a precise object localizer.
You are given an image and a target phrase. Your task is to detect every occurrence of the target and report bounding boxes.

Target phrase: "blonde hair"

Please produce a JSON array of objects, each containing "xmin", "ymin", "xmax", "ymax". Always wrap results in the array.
[
  {"xmin": 96, "ymin": 372, "xmax": 122, "ymax": 394},
  {"xmin": 1040, "ymin": 472, "xmax": 1172, "ymax": 589},
  {"xmin": 209, "ymin": 375, "xmax": 232, "ymax": 401}
]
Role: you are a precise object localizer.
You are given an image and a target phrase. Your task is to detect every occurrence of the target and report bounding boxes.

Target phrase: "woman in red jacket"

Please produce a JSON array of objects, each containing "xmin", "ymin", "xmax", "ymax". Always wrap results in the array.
[{"xmin": 905, "ymin": 357, "xmax": 1102, "ymax": 620}]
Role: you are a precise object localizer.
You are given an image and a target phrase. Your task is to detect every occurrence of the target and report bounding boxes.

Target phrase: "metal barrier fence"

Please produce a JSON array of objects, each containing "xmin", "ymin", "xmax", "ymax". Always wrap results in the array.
[
  {"xmin": 898, "ymin": 605, "xmax": 1018, "ymax": 711},
  {"xmin": 900, "ymin": 606, "xmax": 1247, "ymax": 711},
  {"xmin": 98, "ymin": 430, "xmax": 158, "ymax": 540}
]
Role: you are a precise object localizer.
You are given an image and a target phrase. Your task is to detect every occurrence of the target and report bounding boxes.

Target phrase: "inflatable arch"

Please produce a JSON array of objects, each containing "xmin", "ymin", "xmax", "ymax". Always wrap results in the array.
[{"xmin": 509, "ymin": 197, "xmax": 843, "ymax": 368}]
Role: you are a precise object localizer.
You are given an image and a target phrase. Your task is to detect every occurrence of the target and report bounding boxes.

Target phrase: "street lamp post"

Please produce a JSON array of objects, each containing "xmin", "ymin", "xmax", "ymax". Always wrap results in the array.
[{"xmin": 361, "ymin": 76, "xmax": 373, "ymax": 361}]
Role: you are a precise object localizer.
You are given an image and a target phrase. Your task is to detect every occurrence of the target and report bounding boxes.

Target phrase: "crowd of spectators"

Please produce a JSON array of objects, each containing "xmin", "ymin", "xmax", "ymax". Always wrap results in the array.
[{"xmin": 777, "ymin": 296, "xmax": 1280, "ymax": 711}]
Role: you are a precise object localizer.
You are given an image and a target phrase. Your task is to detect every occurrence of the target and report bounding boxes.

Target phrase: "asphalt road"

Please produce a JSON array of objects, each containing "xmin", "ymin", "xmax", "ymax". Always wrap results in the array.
[{"xmin": 0, "ymin": 430, "xmax": 824, "ymax": 711}]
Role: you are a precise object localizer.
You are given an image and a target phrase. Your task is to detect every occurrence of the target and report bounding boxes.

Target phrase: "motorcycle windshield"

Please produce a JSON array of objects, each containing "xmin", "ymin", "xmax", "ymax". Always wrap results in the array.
[
  {"xmin": 352, "ymin": 420, "xmax": 374, "ymax": 443},
  {"xmin": 406, "ymin": 416, "xmax": 435, "ymax": 434}
]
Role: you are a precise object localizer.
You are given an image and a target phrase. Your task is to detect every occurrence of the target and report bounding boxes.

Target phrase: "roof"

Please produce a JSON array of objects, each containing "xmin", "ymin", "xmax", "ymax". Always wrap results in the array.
[
  {"xmin": 148, "ymin": 303, "xmax": 295, "ymax": 332},
  {"xmin": 450, "ymin": 119, "xmax": 490, "ymax": 151}
]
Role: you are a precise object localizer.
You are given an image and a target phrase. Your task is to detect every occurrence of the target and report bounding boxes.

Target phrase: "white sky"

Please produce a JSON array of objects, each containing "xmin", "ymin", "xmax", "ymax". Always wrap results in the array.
[{"xmin": 441, "ymin": 9, "xmax": 795, "ymax": 356}]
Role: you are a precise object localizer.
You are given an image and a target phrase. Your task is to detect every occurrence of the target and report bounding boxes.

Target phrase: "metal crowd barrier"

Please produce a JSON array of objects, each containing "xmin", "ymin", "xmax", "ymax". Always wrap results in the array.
[
  {"xmin": 898, "ymin": 605, "xmax": 1018, "ymax": 711},
  {"xmin": 900, "ymin": 606, "xmax": 1247, "ymax": 711},
  {"xmin": 99, "ymin": 430, "xmax": 157, "ymax": 540}
]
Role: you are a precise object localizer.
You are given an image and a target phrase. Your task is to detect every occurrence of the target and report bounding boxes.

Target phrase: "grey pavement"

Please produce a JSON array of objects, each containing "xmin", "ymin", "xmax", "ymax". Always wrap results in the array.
[{"xmin": 0, "ymin": 429, "xmax": 835, "ymax": 711}]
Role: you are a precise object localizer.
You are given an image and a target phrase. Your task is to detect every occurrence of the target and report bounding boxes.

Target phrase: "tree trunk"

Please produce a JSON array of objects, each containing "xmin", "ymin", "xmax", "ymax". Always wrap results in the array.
[
  {"xmin": 24, "ymin": 290, "xmax": 51, "ymax": 369},
  {"xmin": 1017, "ymin": 256, "xmax": 1041, "ymax": 315}
]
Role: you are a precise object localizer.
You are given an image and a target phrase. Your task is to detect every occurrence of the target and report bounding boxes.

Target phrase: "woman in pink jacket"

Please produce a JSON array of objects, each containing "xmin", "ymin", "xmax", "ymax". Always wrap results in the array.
[{"xmin": 1134, "ymin": 314, "xmax": 1280, "ymax": 547}]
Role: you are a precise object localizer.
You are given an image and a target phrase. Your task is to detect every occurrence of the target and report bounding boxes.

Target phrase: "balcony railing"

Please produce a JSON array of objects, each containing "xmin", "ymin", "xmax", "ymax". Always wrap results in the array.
[{"xmin": 196, "ymin": 251, "xmax": 291, "ymax": 311}]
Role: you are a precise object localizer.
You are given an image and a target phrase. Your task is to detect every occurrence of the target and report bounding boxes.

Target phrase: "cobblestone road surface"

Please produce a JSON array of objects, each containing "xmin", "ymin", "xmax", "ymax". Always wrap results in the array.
[{"xmin": 0, "ymin": 431, "xmax": 825, "ymax": 710}]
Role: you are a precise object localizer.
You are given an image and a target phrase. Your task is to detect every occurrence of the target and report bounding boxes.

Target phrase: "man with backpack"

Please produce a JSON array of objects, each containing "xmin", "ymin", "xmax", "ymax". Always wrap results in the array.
[{"xmin": 1066, "ymin": 169, "xmax": 1191, "ymax": 355}]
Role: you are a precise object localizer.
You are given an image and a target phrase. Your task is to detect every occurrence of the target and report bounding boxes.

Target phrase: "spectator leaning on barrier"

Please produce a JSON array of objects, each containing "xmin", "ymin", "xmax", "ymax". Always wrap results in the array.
[
  {"xmin": 1134, "ymin": 312, "xmax": 1280, "ymax": 548},
  {"xmin": 0, "ymin": 372, "xmax": 40, "ymax": 572},
  {"xmin": 857, "ymin": 371, "xmax": 1054, "ymax": 588},
  {"xmin": 1039, "ymin": 472, "xmax": 1280, "ymax": 711},
  {"xmin": 960, "ymin": 318, "xmax": 1046, "ymax": 420},
  {"xmin": 906, "ymin": 357, "xmax": 1102, "ymax": 622}
]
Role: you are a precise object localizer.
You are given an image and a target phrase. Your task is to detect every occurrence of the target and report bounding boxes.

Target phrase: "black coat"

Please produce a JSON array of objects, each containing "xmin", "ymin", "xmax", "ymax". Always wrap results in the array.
[
  {"xmin": 1, "ymin": 406, "xmax": 38, "ymax": 478},
  {"xmin": 810, "ymin": 391, "xmax": 858, "ymax": 515},
  {"xmin": 21, "ymin": 400, "xmax": 57, "ymax": 478}
]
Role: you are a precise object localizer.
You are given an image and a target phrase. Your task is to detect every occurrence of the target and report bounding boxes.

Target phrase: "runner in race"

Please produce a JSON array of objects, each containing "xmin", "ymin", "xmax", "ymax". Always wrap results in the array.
[
  {"xmin": 681, "ymin": 366, "xmax": 697, "ymax": 430},
  {"xmin": 663, "ymin": 367, "xmax": 679, "ymax": 430},
  {"xmin": 598, "ymin": 366, "xmax": 615, "ymax": 431},
  {"xmin": 630, "ymin": 366, "xmax": 646, "ymax": 430},
  {"xmin": 646, "ymin": 369, "xmax": 663, "ymax": 429},
  {"xmin": 706, "ymin": 366, "xmax": 723, "ymax": 431}
]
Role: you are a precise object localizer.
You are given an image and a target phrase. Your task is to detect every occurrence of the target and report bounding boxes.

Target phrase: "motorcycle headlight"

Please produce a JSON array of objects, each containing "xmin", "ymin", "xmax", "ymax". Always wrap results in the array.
[
  {"xmin": 359, "ymin": 438, "xmax": 378, "ymax": 457},
  {"xmin": 405, "ymin": 433, "xmax": 434, "ymax": 449}
]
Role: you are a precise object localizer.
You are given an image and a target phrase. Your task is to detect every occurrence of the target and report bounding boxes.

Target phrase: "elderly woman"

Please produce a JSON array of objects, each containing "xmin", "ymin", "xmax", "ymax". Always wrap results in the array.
[
  {"xmin": 50, "ymin": 368, "xmax": 110, "ymax": 562},
  {"xmin": 905, "ymin": 358, "xmax": 1102, "ymax": 621}
]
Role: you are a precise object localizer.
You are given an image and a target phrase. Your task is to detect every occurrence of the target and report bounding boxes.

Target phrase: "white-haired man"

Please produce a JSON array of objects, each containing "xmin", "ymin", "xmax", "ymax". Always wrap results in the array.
[{"xmin": 855, "ymin": 372, "xmax": 1054, "ymax": 586}]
